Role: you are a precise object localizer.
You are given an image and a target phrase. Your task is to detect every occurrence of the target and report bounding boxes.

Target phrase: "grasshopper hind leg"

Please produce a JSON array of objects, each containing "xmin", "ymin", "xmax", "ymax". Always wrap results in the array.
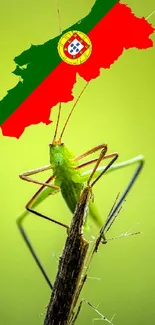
[
  {"xmin": 17, "ymin": 212, "xmax": 53, "ymax": 290},
  {"xmin": 95, "ymin": 157, "xmax": 144, "ymax": 251},
  {"xmin": 17, "ymin": 175, "xmax": 69, "ymax": 290}
]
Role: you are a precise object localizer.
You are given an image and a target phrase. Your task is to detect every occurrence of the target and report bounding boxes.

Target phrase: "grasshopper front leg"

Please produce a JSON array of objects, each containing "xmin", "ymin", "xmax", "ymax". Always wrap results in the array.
[{"xmin": 19, "ymin": 164, "xmax": 59, "ymax": 190}]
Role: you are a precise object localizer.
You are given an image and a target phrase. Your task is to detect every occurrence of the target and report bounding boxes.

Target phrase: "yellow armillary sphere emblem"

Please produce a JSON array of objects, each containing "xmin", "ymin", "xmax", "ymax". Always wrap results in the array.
[{"xmin": 57, "ymin": 30, "xmax": 92, "ymax": 65}]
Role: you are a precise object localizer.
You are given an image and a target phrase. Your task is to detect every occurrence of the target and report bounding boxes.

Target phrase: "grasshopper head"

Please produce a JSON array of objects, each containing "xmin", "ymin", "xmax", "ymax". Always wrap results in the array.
[{"xmin": 49, "ymin": 141, "xmax": 65, "ymax": 167}]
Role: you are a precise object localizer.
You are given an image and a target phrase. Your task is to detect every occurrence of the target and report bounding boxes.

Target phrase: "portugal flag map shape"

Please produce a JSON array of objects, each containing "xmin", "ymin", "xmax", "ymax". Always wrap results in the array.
[{"xmin": 0, "ymin": 0, "xmax": 154, "ymax": 138}]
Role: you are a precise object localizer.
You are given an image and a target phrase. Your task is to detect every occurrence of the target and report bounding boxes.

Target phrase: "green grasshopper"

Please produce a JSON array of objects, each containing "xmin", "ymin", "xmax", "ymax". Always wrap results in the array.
[
  {"xmin": 17, "ymin": 83, "xmax": 144, "ymax": 290},
  {"xmin": 43, "ymin": 156, "xmax": 143, "ymax": 325}
]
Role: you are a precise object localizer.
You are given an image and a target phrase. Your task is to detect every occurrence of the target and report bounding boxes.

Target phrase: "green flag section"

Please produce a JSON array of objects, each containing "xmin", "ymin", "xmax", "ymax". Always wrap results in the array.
[{"xmin": 0, "ymin": 0, "xmax": 154, "ymax": 138}]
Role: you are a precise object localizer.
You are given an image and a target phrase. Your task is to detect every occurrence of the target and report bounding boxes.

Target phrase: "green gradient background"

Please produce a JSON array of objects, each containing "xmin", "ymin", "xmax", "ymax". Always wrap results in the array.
[{"xmin": 0, "ymin": 1, "xmax": 155, "ymax": 324}]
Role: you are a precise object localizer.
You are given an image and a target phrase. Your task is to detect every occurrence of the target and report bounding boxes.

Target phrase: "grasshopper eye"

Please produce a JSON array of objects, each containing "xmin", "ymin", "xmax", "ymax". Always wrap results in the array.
[{"xmin": 61, "ymin": 142, "xmax": 64, "ymax": 146}]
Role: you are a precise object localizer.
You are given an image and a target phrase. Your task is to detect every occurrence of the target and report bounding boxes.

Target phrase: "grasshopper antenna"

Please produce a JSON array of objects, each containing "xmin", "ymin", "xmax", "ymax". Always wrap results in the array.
[
  {"xmin": 59, "ymin": 81, "xmax": 89, "ymax": 141},
  {"xmin": 55, "ymin": 1, "xmax": 89, "ymax": 142},
  {"xmin": 52, "ymin": 0, "xmax": 62, "ymax": 144},
  {"xmin": 56, "ymin": 0, "xmax": 62, "ymax": 35},
  {"xmin": 53, "ymin": 102, "xmax": 62, "ymax": 143}
]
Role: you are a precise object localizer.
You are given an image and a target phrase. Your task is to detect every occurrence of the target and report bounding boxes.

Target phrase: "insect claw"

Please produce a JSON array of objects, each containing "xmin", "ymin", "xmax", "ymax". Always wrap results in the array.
[
  {"xmin": 66, "ymin": 226, "xmax": 70, "ymax": 235},
  {"xmin": 101, "ymin": 237, "xmax": 108, "ymax": 245},
  {"xmin": 91, "ymin": 193, "xmax": 95, "ymax": 202}
]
